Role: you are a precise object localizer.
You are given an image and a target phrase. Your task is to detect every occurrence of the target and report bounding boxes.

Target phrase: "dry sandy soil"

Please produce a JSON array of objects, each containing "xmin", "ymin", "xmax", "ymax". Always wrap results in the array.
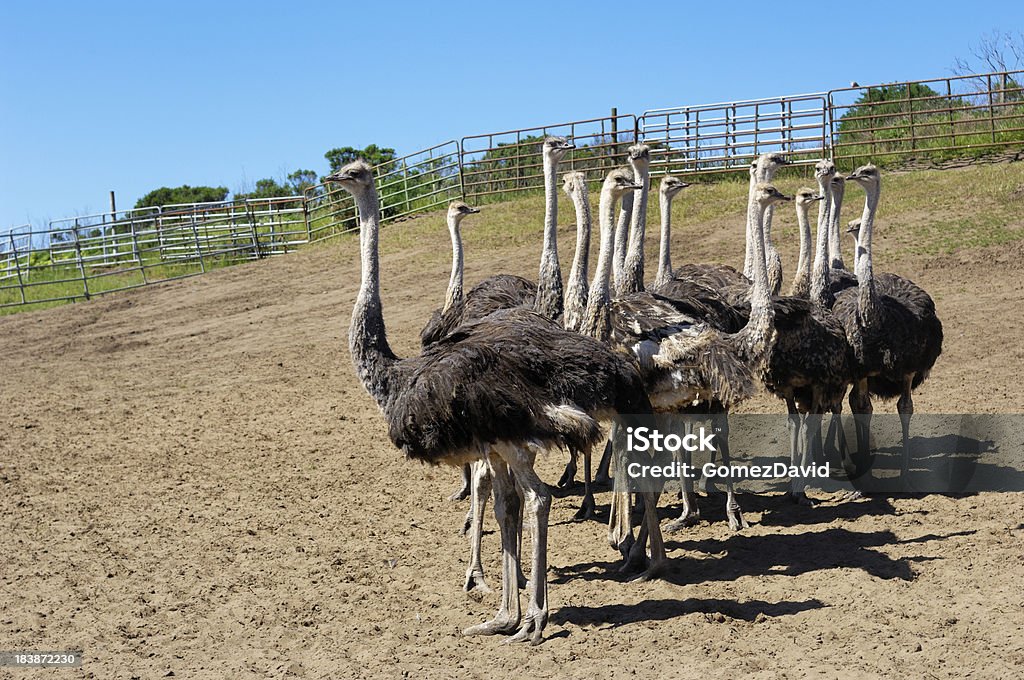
[{"xmin": 2, "ymin": 184, "xmax": 1024, "ymax": 678}]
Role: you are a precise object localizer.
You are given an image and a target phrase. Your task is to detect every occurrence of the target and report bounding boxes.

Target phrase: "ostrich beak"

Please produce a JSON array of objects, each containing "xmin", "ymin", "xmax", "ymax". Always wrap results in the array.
[{"xmin": 468, "ymin": 207, "xmax": 481, "ymax": 214}]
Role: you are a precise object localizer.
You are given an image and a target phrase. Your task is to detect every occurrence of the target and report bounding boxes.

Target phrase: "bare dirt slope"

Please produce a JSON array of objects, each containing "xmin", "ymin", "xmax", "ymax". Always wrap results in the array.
[{"xmin": 2, "ymin": 176, "xmax": 1024, "ymax": 678}]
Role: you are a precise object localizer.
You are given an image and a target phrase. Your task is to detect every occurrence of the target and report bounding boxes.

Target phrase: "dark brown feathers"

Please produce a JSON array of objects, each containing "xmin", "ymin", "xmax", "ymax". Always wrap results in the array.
[
  {"xmin": 390, "ymin": 308, "xmax": 653, "ymax": 464},
  {"xmin": 419, "ymin": 274, "xmax": 537, "ymax": 347}
]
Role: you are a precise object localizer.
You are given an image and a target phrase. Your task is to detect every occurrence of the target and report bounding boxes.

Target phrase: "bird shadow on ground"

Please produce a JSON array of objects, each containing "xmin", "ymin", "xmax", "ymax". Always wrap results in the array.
[
  {"xmin": 550, "ymin": 597, "xmax": 824, "ymax": 630},
  {"xmin": 552, "ymin": 524, "xmax": 951, "ymax": 588}
]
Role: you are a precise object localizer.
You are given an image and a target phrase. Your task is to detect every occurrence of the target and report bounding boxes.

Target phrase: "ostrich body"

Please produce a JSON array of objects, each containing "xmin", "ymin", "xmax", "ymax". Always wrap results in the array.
[
  {"xmin": 329, "ymin": 159, "xmax": 651, "ymax": 644},
  {"xmin": 830, "ymin": 165, "xmax": 943, "ymax": 481}
]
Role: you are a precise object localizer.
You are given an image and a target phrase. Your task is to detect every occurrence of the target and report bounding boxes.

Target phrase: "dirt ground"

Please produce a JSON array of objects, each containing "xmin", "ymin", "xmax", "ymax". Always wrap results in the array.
[{"xmin": 2, "ymin": 197, "xmax": 1024, "ymax": 679}]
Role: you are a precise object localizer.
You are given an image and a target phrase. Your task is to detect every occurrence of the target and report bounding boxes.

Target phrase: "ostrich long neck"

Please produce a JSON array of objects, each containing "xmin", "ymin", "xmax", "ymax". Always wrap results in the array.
[
  {"xmin": 654, "ymin": 190, "xmax": 675, "ymax": 288},
  {"xmin": 580, "ymin": 182, "xmax": 619, "ymax": 339},
  {"xmin": 810, "ymin": 175, "xmax": 835, "ymax": 310},
  {"xmin": 742, "ymin": 170, "xmax": 758, "ymax": 278},
  {"xmin": 612, "ymin": 190, "xmax": 633, "ymax": 291},
  {"xmin": 443, "ymin": 215, "xmax": 463, "ymax": 313},
  {"xmin": 620, "ymin": 160, "xmax": 649, "ymax": 295},
  {"xmin": 534, "ymin": 152, "xmax": 564, "ymax": 319},
  {"xmin": 829, "ymin": 181, "xmax": 846, "ymax": 269},
  {"xmin": 855, "ymin": 183, "xmax": 881, "ymax": 329},
  {"xmin": 790, "ymin": 201, "xmax": 813, "ymax": 298},
  {"xmin": 564, "ymin": 184, "xmax": 592, "ymax": 332},
  {"xmin": 350, "ymin": 183, "xmax": 398, "ymax": 408},
  {"xmin": 736, "ymin": 196, "xmax": 775, "ymax": 359}
]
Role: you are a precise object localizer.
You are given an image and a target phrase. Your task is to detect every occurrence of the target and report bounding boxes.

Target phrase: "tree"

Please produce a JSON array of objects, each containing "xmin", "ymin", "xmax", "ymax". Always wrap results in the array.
[
  {"xmin": 324, "ymin": 144, "xmax": 397, "ymax": 172},
  {"xmin": 287, "ymin": 169, "xmax": 318, "ymax": 195},
  {"xmin": 135, "ymin": 185, "xmax": 228, "ymax": 209},
  {"xmin": 953, "ymin": 31, "xmax": 1024, "ymax": 103}
]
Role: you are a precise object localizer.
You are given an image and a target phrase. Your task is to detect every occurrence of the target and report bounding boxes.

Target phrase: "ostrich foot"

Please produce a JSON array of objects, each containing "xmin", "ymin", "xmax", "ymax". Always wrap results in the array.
[
  {"xmin": 726, "ymin": 503, "xmax": 749, "ymax": 531},
  {"xmin": 838, "ymin": 489, "xmax": 864, "ymax": 502},
  {"xmin": 786, "ymin": 491, "xmax": 818, "ymax": 507},
  {"xmin": 463, "ymin": 568, "xmax": 492, "ymax": 594},
  {"xmin": 556, "ymin": 462, "xmax": 577, "ymax": 489},
  {"xmin": 573, "ymin": 494, "xmax": 596, "ymax": 522},
  {"xmin": 448, "ymin": 484, "xmax": 470, "ymax": 502},
  {"xmin": 618, "ymin": 540, "xmax": 649, "ymax": 575},
  {"xmin": 504, "ymin": 608, "xmax": 547, "ymax": 646},
  {"xmin": 664, "ymin": 510, "xmax": 701, "ymax": 533},
  {"xmin": 463, "ymin": 611, "xmax": 520, "ymax": 637},
  {"xmin": 628, "ymin": 556, "xmax": 667, "ymax": 583}
]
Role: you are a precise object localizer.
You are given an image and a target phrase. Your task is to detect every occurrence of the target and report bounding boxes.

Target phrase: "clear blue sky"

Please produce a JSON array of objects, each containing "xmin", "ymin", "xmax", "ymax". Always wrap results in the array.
[{"xmin": 2, "ymin": 1, "xmax": 1020, "ymax": 230}]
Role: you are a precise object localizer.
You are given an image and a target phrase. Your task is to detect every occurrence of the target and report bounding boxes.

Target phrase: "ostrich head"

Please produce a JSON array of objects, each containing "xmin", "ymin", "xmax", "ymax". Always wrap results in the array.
[
  {"xmin": 846, "ymin": 164, "xmax": 880, "ymax": 189},
  {"xmin": 605, "ymin": 168, "xmax": 642, "ymax": 198},
  {"xmin": 447, "ymin": 201, "xmax": 480, "ymax": 224},
  {"xmin": 323, "ymin": 159, "xmax": 374, "ymax": 192},
  {"xmin": 795, "ymin": 187, "xmax": 824, "ymax": 208},
  {"xmin": 754, "ymin": 153, "xmax": 790, "ymax": 178},
  {"xmin": 846, "ymin": 218, "xmax": 862, "ymax": 236},
  {"xmin": 660, "ymin": 175, "xmax": 689, "ymax": 199},
  {"xmin": 754, "ymin": 183, "xmax": 791, "ymax": 206},
  {"xmin": 562, "ymin": 171, "xmax": 587, "ymax": 199},
  {"xmin": 814, "ymin": 159, "xmax": 837, "ymax": 181},
  {"xmin": 543, "ymin": 136, "xmax": 575, "ymax": 162},
  {"xmin": 627, "ymin": 144, "xmax": 651, "ymax": 177}
]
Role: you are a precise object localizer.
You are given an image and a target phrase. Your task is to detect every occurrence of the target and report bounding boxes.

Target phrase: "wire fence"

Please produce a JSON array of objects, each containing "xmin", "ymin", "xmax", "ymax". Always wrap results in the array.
[{"xmin": 4, "ymin": 68, "xmax": 1022, "ymax": 313}]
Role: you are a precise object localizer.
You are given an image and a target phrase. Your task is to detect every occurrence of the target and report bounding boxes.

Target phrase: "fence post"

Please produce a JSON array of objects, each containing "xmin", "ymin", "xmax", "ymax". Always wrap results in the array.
[
  {"xmin": 9, "ymin": 234, "xmax": 27, "ymax": 305},
  {"xmin": 72, "ymin": 221, "xmax": 90, "ymax": 301},
  {"xmin": 128, "ymin": 214, "xmax": 148, "ymax": 284},
  {"xmin": 190, "ymin": 213, "xmax": 207, "ymax": 273},
  {"xmin": 610, "ymin": 108, "xmax": 618, "ymax": 160},
  {"xmin": 946, "ymin": 79, "xmax": 956, "ymax": 150},
  {"xmin": 457, "ymin": 140, "xmax": 467, "ymax": 202},
  {"xmin": 246, "ymin": 202, "xmax": 263, "ymax": 259},
  {"xmin": 988, "ymin": 74, "xmax": 997, "ymax": 144},
  {"xmin": 907, "ymin": 84, "xmax": 916, "ymax": 152}
]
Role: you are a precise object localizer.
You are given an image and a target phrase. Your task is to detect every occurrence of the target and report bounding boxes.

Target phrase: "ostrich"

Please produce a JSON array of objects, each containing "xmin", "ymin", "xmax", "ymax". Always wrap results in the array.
[
  {"xmin": 327, "ymin": 159, "xmax": 653, "ymax": 644},
  {"xmin": 554, "ymin": 170, "xmax": 606, "ymax": 520},
  {"xmin": 826, "ymin": 174, "xmax": 858, "ymax": 297},
  {"xmin": 612, "ymin": 178, "xmax": 635, "ymax": 293},
  {"xmin": 594, "ymin": 163, "xmax": 785, "ymax": 556},
  {"xmin": 789, "ymin": 188, "xmax": 823, "ymax": 299},
  {"xmin": 761, "ymin": 185, "xmax": 855, "ymax": 505},
  {"xmin": 847, "ymin": 218, "xmax": 862, "ymax": 269},
  {"xmin": 743, "ymin": 153, "xmax": 789, "ymax": 284},
  {"xmin": 420, "ymin": 201, "xmax": 481, "ymax": 502},
  {"xmin": 831, "ymin": 165, "xmax": 943, "ymax": 483}
]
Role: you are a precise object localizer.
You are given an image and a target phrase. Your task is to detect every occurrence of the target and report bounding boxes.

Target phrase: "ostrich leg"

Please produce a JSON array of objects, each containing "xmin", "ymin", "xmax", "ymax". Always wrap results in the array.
[
  {"xmin": 606, "ymin": 421, "xmax": 635, "ymax": 558},
  {"xmin": 505, "ymin": 447, "xmax": 551, "ymax": 645},
  {"xmin": 666, "ymin": 417, "xmax": 701, "ymax": 533},
  {"xmin": 575, "ymin": 447, "xmax": 597, "ymax": 521},
  {"xmin": 464, "ymin": 458, "xmax": 521, "ymax": 637},
  {"xmin": 784, "ymin": 397, "xmax": 816, "ymax": 505},
  {"xmin": 714, "ymin": 413, "xmax": 749, "ymax": 530},
  {"xmin": 556, "ymin": 450, "xmax": 577, "ymax": 489},
  {"xmin": 449, "ymin": 463, "xmax": 472, "ymax": 501},
  {"xmin": 463, "ymin": 461, "xmax": 493, "ymax": 593},
  {"xmin": 838, "ymin": 379, "xmax": 874, "ymax": 501},
  {"xmin": 594, "ymin": 438, "xmax": 613, "ymax": 486},
  {"xmin": 897, "ymin": 373, "xmax": 916, "ymax": 488}
]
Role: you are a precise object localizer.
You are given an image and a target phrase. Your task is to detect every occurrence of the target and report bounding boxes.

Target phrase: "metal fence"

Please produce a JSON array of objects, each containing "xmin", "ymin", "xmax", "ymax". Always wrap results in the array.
[
  {"xmin": 4, "ymin": 68, "xmax": 1023, "ymax": 312},
  {"xmin": 639, "ymin": 93, "xmax": 830, "ymax": 176}
]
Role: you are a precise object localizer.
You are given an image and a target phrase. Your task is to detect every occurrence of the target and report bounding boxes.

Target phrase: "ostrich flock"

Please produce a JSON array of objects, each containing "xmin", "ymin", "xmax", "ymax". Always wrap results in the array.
[{"xmin": 324, "ymin": 139, "xmax": 943, "ymax": 645}]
